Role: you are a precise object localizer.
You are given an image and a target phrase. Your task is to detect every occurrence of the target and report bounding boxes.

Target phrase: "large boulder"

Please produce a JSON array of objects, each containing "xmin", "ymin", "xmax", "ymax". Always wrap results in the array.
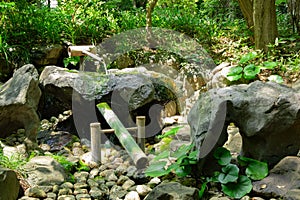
[
  {"xmin": 188, "ymin": 81, "xmax": 300, "ymax": 171},
  {"xmin": 39, "ymin": 66, "xmax": 182, "ymax": 139},
  {"xmin": 0, "ymin": 167, "xmax": 20, "ymax": 200},
  {"xmin": 31, "ymin": 44, "xmax": 64, "ymax": 67},
  {"xmin": 23, "ymin": 156, "xmax": 67, "ymax": 186},
  {"xmin": 253, "ymin": 156, "xmax": 300, "ymax": 199},
  {"xmin": 144, "ymin": 182, "xmax": 199, "ymax": 200},
  {"xmin": 0, "ymin": 64, "xmax": 41, "ymax": 148}
]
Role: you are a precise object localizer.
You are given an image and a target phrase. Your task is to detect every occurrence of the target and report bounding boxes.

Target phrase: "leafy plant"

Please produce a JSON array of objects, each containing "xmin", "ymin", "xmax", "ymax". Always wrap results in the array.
[
  {"xmin": 145, "ymin": 143, "xmax": 199, "ymax": 178},
  {"xmin": 209, "ymin": 147, "xmax": 268, "ymax": 198},
  {"xmin": 50, "ymin": 154, "xmax": 90, "ymax": 182},
  {"xmin": 63, "ymin": 56, "xmax": 80, "ymax": 68},
  {"xmin": 226, "ymin": 51, "xmax": 283, "ymax": 83},
  {"xmin": 0, "ymin": 146, "xmax": 27, "ymax": 177},
  {"xmin": 145, "ymin": 126, "xmax": 199, "ymax": 178}
]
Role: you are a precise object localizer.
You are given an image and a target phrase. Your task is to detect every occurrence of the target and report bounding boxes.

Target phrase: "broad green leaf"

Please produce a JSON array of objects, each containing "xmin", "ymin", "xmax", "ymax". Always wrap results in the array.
[
  {"xmin": 239, "ymin": 52, "xmax": 257, "ymax": 64},
  {"xmin": 213, "ymin": 147, "xmax": 232, "ymax": 166},
  {"xmin": 177, "ymin": 156, "xmax": 190, "ymax": 166},
  {"xmin": 171, "ymin": 144, "xmax": 194, "ymax": 159},
  {"xmin": 226, "ymin": 73, "xmax": 242, "ymax": 82},
  {"xmin": 262, "ymin": 61, "xmax": 277, "ymax": 69},
  {"xmin": 174, "ymin": 165, "xmax": 191, "ymax": 177},
  {"xmin": 153, "ymin": 150, "xmax": 170, "ymax": 161},
  {"xmin": 268, "ymin": 75, "xmax": 284, "ymax": 84},
  {"xmin": 227, "ymin": 66, "xmax": 243, "ymax": 76},
  {"xmin": 145, "ymin": 161, "xmax": 169, "ymax": 177},
  {"xmin": 221, "ymin": 175, "xmax": 252, "ymax": 198},
  {"xmin": 238, "ymin": 156, "xmax": 268, "ymax": 180},
  {"xmin": 243, "ymin": 64, "xmax": 260, "ymax": 80},
  {"xmin": 157, "ymin": 126, "xmax": 183, "ymax": 139},
  {"xmin": 226, "ymin": 66, "xmax": 243, "ymax": 82},
  {"xmin": 188, "ymin": 150, "xmax": 199, "ymax": 162},
  {"xmin": 217, "ymin": 164, "xmax": 239, "ymax": 184}
]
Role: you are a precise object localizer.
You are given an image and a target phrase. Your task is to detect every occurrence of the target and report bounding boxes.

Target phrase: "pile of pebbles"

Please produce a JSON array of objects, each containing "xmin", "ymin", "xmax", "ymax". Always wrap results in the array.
[{"xmin": 19, "ymin": 144, "xmax": 157, "ymax": 200}]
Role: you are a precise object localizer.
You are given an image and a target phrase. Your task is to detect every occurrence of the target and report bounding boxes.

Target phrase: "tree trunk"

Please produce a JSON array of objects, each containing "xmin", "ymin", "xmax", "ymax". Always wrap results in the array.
[
  {"xmin": 288, "ymin": 0, "xmax": 300, "ymax": 34},
  {"xmin": 253, "ymin": 0, "xmax": 278, "ymax": 52},
  {"xmin": 237, "ymin": 0, "xmax": 254, "ymax": 32},
  {"xmin": 146, "ymin": 0, "xmax": 158, "ymax": 48}
]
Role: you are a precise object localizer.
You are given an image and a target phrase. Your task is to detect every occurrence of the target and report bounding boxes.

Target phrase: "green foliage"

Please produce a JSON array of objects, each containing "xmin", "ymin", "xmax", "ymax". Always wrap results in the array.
[
  {"xmin": 145, "ymin": 143, "xmax": 199, "ymax": 178},
  {"xmin": 145, "ymin": 126, "xmax": 199, "ymax": 178},
  {"xmin": 63, "ymin": 56, "xmax": 80, "ymax": 68},
  {"xmin": 157, "ymin": 126, "xmax": 183, "ymax": 139},
  {"xmin": 226, "ymin": 51, "xmax": 284, "ymax": 84},
  {"xmin": 50, "ymin": 154, "xmax": 90, "ymax": 182},
  {"xmin": 211, "ymin": 147, "xmax": 268, "ymax": 198},
  {"xmin": 0, "ymin": 146, "xmax": 27, "ymax": 177},
  {"xmin": 221, "ymin": 175, "xmax": 252, "ymax": 199}
]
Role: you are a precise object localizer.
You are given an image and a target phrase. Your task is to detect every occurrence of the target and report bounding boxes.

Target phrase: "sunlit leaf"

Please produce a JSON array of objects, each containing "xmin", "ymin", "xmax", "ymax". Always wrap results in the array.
[
  {"xmin": 268, "ymin": 75, "xmax": 284, "ymax": 84},
  {"xmin": 145, "ymin": 161, "xmax": 169, "ymax": 177},
  {"xmin": 261, "ymin": 61, "xmax": 277, "ymax": 69},
  {"xmin": 243, "ymin": 64, "xmax": 260, "ymax": 80},
  {"xmin": 153, "ymin": 150, "xmax": 170, "ymax": 161},
  {"xmin": 157, "ymin": 126, "xmax": 183, "ymax": 139},
  {"xmin": 238, "ymin": 156, "xmax": 268, "ymax": 180},
  {"xmin": 239, "ymin": 52, "xmax": 257, "ymax": 64},
  {"xmin": 227, "ymin": 66, "xmax": 243, "ymax": 76},
  {"xmin": 171, "ymin": 144, "xmax": 194, "ymax": 159},
  {"xmin": 222, "ymin": 175, "xmax": 252, "ymax": 198}
]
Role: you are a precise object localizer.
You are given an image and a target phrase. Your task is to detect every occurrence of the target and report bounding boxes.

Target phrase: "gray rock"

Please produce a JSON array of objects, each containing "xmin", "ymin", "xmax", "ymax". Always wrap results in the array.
[
  {"xmin": 24, "ymin": 156, "xmax": 67, "ymax": 186},
  {"xmin": 188, "ymin": 81, "xmax": 300, "ymax": 172},
  {"xmin": 74, "ymin": 171, "xmax": 89, "ymax": 183},
  {"xmin": 110, "ymin": 185, "xmax": 127, "ymax": 199},
  {"xmin": 144, "ymin": 182, "xmax": 199, "ymax": 200},
  {"xmin": 73, "ymin": 182, "xmax": 88, "ymax": 190},
  {"xmin": 0, "ymin": 64, "xmax": 41, "ymax": 148},
  {"xmin": 126, "ymin": 166, "xmax": 137, "ymax": 178},
  {"xmin": 124, "ymin": 191, "xmax": 141, "ymax": 200},
  {"xmin": 39, "ymin": 66, "xmax": 181, "ymax": 139},
  {"xmin": 57, "ymin": 195, "xmax": 76, "ymax": 200},
  {"xmin": 253, "ymin": 156, "xmax": 300, "ymax": 199},
  {"xmin": 87, "ymin": 179, "xmax": 98, "ymax": 187},
  {"xmin": 58, "ymin": 188, "xmax": 73, "ymax": 196},
  {"xmin": 31, "ymin": 44, "xmax": 63, "ymax": 66},
  {"xmin": 117, "ymin": 175, "xmax": 130, "ymax": 185},
  {"xmin": 60, "ymin": 182, "xmax": 74, "ymax": 189},
  {"xmin": 122, "ymin": 179, "xmax": 135, "ymax": 190},
  {"xmin": 47, "ymin": 192, "xmax": 57, "ymax": 199},
  {"xmin": 75, "ymin": 193, "xmax": 91, "ymax": 200},
  {"xmin": 89, "ymin": 187, "xmax": 105, "ymax": 199},
  {"xmin": 19, "ymin": 197, "xmax": 40, "ymax": 200},
  {"xmin": 0, "ymin": 167, "xmax": 20, "ymax": 200},
  {"xmin": 25, "ymin": 186, "xmax": 47, "ymax": 198},
  {"xmin": 73, "ymin": 188, "xmax": 88, "ymax": 195},
  {"xmin": 136, "ymin": 185, "xmax": 152, "ymax": 197}
]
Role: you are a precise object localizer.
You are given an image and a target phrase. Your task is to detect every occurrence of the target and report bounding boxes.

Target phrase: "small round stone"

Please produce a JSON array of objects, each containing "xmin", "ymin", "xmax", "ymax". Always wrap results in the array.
[
  {"xmin": 136, "ymin": 185, "xmax": 152, "ymax": 196},
  {"xmin": 124, "ymin": 191, "xmax": 140, "ymax": 200}
]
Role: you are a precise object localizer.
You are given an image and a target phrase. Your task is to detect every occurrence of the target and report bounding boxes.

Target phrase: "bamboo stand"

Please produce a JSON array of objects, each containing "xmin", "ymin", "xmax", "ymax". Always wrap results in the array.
[
  {"xmin": 90, "ymin": 122, "xmax": 102, "ymax": 164},
  {"xmin": 97, "ymin": 102, "xmax": 148, "ymax": 169}
]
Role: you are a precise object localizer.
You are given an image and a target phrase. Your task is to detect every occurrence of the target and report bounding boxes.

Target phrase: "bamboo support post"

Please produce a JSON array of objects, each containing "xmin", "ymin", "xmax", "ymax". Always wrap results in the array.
[
  {"xmin": 102, "ymin": 127, "xmax": 137, "ymax": 134},
  {"xmin": 97, "ymin": 103, "xmax": 148, "ymax": 169},
  {"xmin": 90, "ymin": 122, "xmax": 102, "ymax": 164},
  {"xmin": 136, "ymin": 116, "xmax": 146, "ymax": 152}
]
